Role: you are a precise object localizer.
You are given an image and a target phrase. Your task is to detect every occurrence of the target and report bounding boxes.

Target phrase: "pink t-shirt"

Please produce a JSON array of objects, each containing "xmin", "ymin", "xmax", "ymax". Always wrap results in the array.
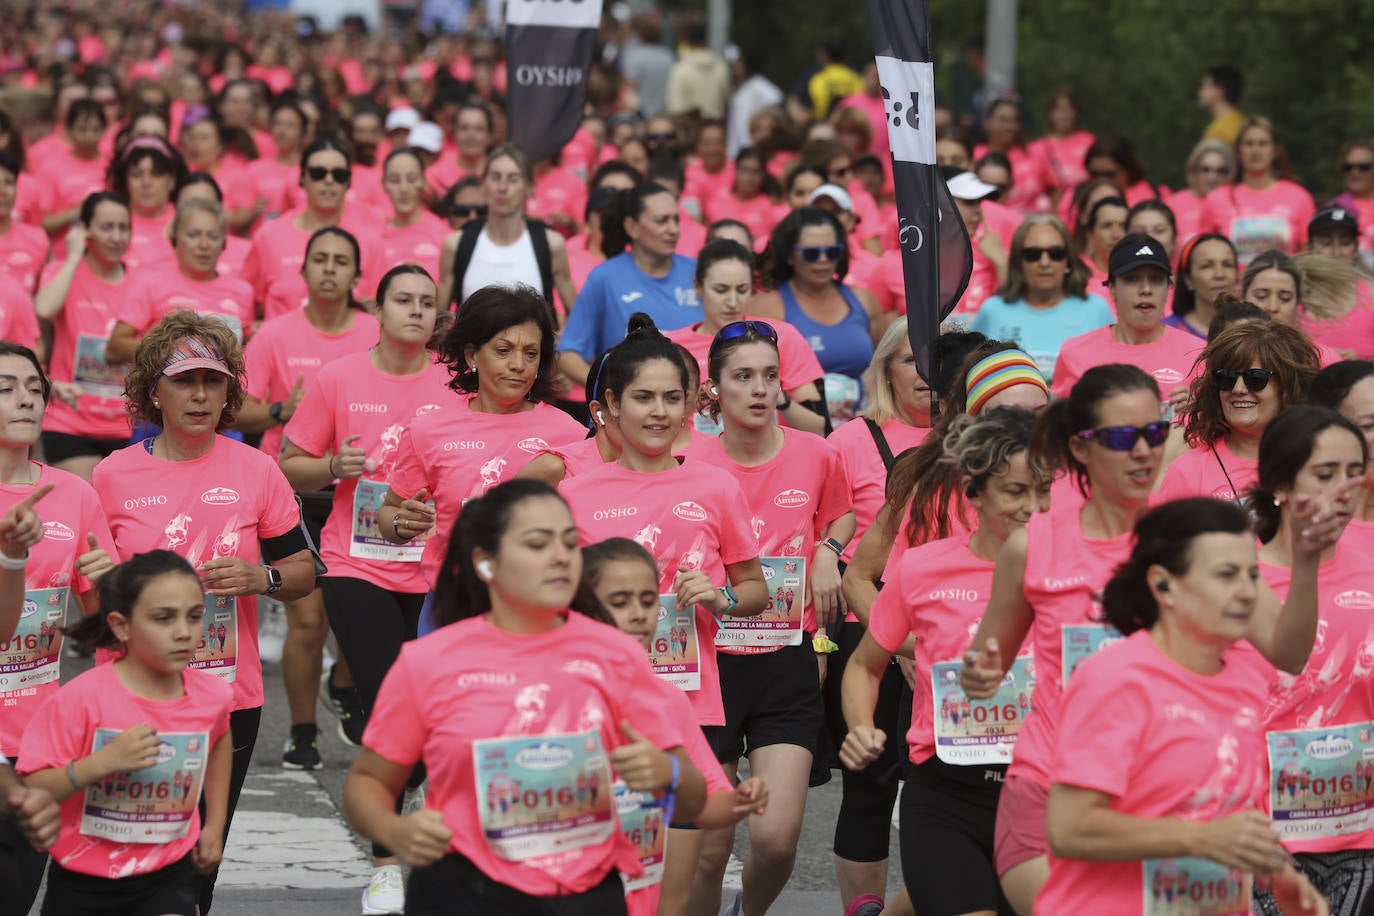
[
  {"xmin": 973, "ymin": 143, "xmax": 1046, "ymax": 213},
  {"xmin": 828, "ymin": 417, "xmax": 928, "ymax": 563},
  {"xmin": 535, "ymin": 437, "xmax": 607, "ymax": 481},
  {"xmin": 41, "ymin": 259, "xmax": 134, "ymax": 440},
  {"xmin": 282, "ymin": 351, "xmax": 452, "ymax": 594},
  {"xmin": 123, "ymin": 266, "xmax": 255, "ymax": 345},
  {"xmin": 701, "ymin": 193, "xmax": 786, "ymax": 245},
  {"xmin": 1156, "ymin": 439, "xmax": 1257, "ymax": 504},
  {"xmin": 561, "ymin": 459, "xmax": 760, "ymax": 726},
  {"xmin": 1035, "ymin": 631, "xmax": 1272, "ymax": 916},
  {"xmin": 695, "ymin": 428, "xmax": 850, "ymax": 648},
  {"xmin": 1163, "ymin": 189, "xmax": 1208, "ymax": 253},
  {"xmin": 0, "ymin": 464, "xmax": 117, "ymax": 757},
  {"xmin": 243, "ymin": 308, "xmax": 380, "ymax": 460},
  {"xmin": 387, "ymin": 398, "xmax": 587, "ymax": 588},
  {"xmin": 1026, "ymin": 131, "xmax": 1095, "ymax": 197},
  {"xmin": 236, "ymin": 158, "xmax": 299, "ymax": 221},
  {"xmin": 1259, "ymin": 530, "xmax": 1374, "ymax": 854},
  {"xmin": 527, "ymin": 166, "xmax": 587, "ymax": 231},
  {"xmin": 1203, "ymin": 181, "xmax": 1315, "ymax": 265},
  {"xmin": 1008, "ymin": 505, "xmax": 1132, "ymax": 788},
  {"xmin": 1051, "ymin": 325, "xmax": 1203, "ymax": 401},
  {"xmin": 0, "ymin": 271, "xmax": 39, "ymax": 349},
  {"xmin": 125, "ymin": 210, "xmax": 174, "ymax": 273},
  {"xmin": 16, "ymin": 663, "xmax": 232, "ymax": 878},
  {"xmin": 379, "ymin": 212, "xmax": 448, "ymax": 280},
  {"xmin": 363, "ymin": 612, "xmax": 682, "ymax": 895},
  {"xmin": 677, "ymin": 211, "xmax": 708, "ymax": 259},
  {"xmin": 0, "ymin": 221, "xmax": 49, "ymax": 291},
  {"xmin": 34, "ymin": 148, "xmax": 107, "ymax": 251},
  {"xmin": 91, "ymin": 436, "xmax": 302, "ymax": 711},
  {"xmin": 867, "ymin": 250, "xmax": 906, "ymax": 316},
  {"xmin": 663, "ymin": 318, "xmax": 825, "ymax": 394},
  {"xmin": 683, "ymin": 160, "xmax": 735, "ymax": 221},
  {"xmin": 564, "ymin": 236, "xmax": 603, "ymax": 290},
  {"xmin": 240, "ymin": 212, "xmax": 386, "ymax": 320},
  {"xmin": 951, "ymin": 221, "xmax": 1001, "ymax": 316}
]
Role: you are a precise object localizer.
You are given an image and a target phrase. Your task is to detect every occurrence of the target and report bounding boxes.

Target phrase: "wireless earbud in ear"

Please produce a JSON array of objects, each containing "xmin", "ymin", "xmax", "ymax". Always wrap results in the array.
[
  {"xmin": 965, "ymin": 482, "xmax": 978, "ymax": 498},
  {"xmin": 1156, "ymin": 581, "xmax": 1169, "ymax": 592},
  {"xmin": 710, "ymin": 387, "xmax": 719, "ymax": 397},
  {"xmin": 595, "ymin": 410, "xmax": 605, "ymax": 425},
  {"xmin": 477, "ymin": 560, "xmax": 493, "ymax": 580}
]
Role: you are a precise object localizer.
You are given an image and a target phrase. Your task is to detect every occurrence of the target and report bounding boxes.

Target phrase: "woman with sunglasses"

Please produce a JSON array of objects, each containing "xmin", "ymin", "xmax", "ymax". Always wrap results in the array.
[
  {"xmin": 970, "ymin": 214, "xmax": 1114, "ymax": 383},
  {"xmin": 1156, "ymin": 320, "xmax": 1320, "ymax": 503},
  {"xmin": 440, "ymin": 177, "xmax": 487, "ymax": 233},
  {"xmin": 1163, "ymin": 139, "xmax": 1235, "ymax": 250},
  {"xmin": 378, "ymin": 147, "xmax": 447, "ymax": 280},
  {"xmin": 1333, "ymin": 140, "xmax": 1374, "ymax": 258},
  {"xmin": 1241, "ymin": 250, "xmax": 1345, "ymax": 366},
  {"xmin": 242, "ymin": 137, "xmax": 386, "ymax": 321},
  {"xmin": 1164, "ymin": 233, "xmax": 1239, "ymax": 340},
  {"xmin": 751, "ymin": 207, "xmax": 879, "ymax": 422},
  {"xmin": 1053, "ymin": 235, "xmax": 1202, "ymax": 417},
  {"xmin": 1204, "ymin": 117, "xmax": 1315, "ymax": 266}
]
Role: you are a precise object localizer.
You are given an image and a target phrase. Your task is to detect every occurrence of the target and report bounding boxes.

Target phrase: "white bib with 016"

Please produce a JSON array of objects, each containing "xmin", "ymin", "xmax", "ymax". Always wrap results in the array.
[{"xmin": 931, "ymin": 655, "xmax": 1034, "ymax": 765}]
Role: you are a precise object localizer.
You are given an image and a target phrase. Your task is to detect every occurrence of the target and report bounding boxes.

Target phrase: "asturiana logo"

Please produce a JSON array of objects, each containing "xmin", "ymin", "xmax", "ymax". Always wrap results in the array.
[
  {"xmin": 518, "ymin": 437, "xmax": 550, "ymax": 453},
  {"xmin": 1335, "ymin": 590, "xmax": 1374, "ymax": 610},
  {"xmin": 773, "ymin": 488, "xmax": 810, "ymax": 509},
  {"xmin": 672, "ymin": 501, "xmax": 708, "ymax": 522},
  {"xmin": 515, "ymin": 742, "xmax": 575, "ymax": 771},
  {"xmin": 42, "ymin": 521, "xmax": 75, "ymax": 541},
  {"xmin": 1305, "ymin": 733, "xmax": 1355, "ymax": 761},
  {"xmin": 201, "ymin": 487, "xmax": 240, "ymax": 506}
]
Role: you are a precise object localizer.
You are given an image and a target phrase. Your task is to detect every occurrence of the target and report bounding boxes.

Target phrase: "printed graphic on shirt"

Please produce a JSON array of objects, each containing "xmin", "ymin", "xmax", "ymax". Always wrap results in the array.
[
  {"xmin": 194, "ymin": 596, "xmax": 236, "ymax": 682},
  {"xmin": 1268, "ymin": 723, "xmax": 1374, "ymax": 841},
  {"xmin": 350, "ymin": 479, "xmax": 432, "ymax": 562},
  {"xmin": 73, "ymin": 335, "xmax": 124, "ymax": 398},
  {"xmin": 80, "ymin": 730, "xmax": 209, "ymax": 844},
  {"xmin": 716, "ymin": 556, "xmax": 804, "ymax": 649},
  {"xmin": 1061, "ymin": 622, "xmax": 1122, "ymax": 683}
]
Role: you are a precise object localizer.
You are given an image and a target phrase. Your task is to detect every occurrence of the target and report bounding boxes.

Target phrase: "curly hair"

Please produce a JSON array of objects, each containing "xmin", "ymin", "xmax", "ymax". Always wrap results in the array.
[
  {"xmin": 1181, "ymin": 321, "xmax": 1319, "ymax": 448},
  {"xmin": 124, "ymin": 310, "xmax": 246, "ymax": 432}
]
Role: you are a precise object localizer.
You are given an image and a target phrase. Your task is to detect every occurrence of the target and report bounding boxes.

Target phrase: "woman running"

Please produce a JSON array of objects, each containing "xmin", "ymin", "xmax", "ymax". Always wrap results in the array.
[
  {"xmin": 378, "ymin": 147, "xmax": 447, "ymax": 280},
  {"xmin": 1165, "ymin": 233, "xmax": 1239, "ymax": 340},
  {"xmin": 1204, "ymin": 117, "xmax": 1315, "ymax": 265}
]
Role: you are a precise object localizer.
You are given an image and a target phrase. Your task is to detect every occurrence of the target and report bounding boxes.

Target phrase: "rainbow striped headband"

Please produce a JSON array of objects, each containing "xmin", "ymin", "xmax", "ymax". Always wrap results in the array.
[{"xmin": 965, "ymin": 350, "xmax": 1049, "ymax": 415}]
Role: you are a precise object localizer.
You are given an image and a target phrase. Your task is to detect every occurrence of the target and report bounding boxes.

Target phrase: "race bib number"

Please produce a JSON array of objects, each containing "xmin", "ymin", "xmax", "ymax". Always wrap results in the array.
[
  {"xmin": 472, "ymin": 731, "xmax": 614, "ymax": 862},
  {"xmin": 649, "ymin": 595, "xmax": 700, "ymax": 691},
  {"xmin": 1268, "ymin": 722, "xmax": 1374, "ymax": 841},
  {"xmin": 0, "ymin": 588, "xmax": 68, "ymax": 690},
  {"xmin": 931, "ymin": 655, "xmax": 1034, "ymax": 765},
  {"xmin": 1142, "ymin": 856, "xmax": 1250, "ymax": 915},
  {"xmin": 613, "ymin": 779, "xmax": 667, "ymax": 893},
  {"xmin": 715, "ymin": 557, "xmax": 804, "ymax": 650},
  {"xmin": 80, "ymin": 730, "xmax": 209, "ymax": 843},
  {"xmin": 193, "ymin": 596, "xmax": 236, "ymax": 683},
  {"xmin": 823, "ymin": 373, "xmax": 861, "ymax": 422},
  {"xmin": 349, "ymin": 479, "xmax": 432, "ymax": 562},
  {"xmin": 1061, "ymin": 623, "xmax": 1122, "ymax": 683},
  {"xmin": 73, "ymin": 334, "xmax": 125, "ymax": 399},
  {"xmin": 1230, "ymin": 215, "xmax": 1289, "ymax": 267}
]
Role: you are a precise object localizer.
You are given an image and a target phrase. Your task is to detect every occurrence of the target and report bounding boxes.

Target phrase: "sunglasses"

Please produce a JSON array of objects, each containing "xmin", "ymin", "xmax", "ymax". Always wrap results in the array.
[
  {"xmin": 648, "ymin": 132, "xmax": 677, "ymax": 143},
  {"xmin": 451, "ymin": 204, "xmax": 488, "ymax": 219},
  {"xmin": 714, "ymin": 320, "xmax": 778, "ymax": 345},
  {"xmin": 1089, "ymin": 168, "xmax": 1120, "ymax": 179},
  {"xmin": 794, "ymin": 245, "xmax": 844, "ymax": 263},
  {"xmin": 1074, "ymin": 422, "xmax": 1170, "ymax": 451},
  {"xmin": 1213, "ymin": 367, "xmax": 1273, "ymax": 392},
  {"xmin": 1021, "ymin": 245, "xmax": 1068, "ymax": 263},
  {"xmin": 307, "ymin": 166, "xmax": 351, "ymax": 184},
  {"xmin": 1194, "ymin": 165, "xmax": 1230, "ymax": 176},
  {"xmin": 1344, "ymin": 162, "xmax": 1374, "ymax": 174}
]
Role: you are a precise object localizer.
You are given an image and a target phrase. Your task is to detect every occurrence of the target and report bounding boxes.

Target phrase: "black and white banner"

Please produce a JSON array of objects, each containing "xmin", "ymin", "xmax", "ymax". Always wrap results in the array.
[
  {"xmin": 504, "ymin": 0, "xmax": 603, "ymax": 163},
  {"xmin": 865, "ymin": 0, "xmax": 971, "ymax": 389}
]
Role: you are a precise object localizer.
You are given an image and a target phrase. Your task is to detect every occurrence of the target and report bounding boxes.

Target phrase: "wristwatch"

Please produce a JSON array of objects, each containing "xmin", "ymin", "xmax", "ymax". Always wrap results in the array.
[
  {"xmin": 268, "ymin": 402, "xmax": 284, "ymax": 424},
  {"xmin": 262, "ymin": 564, "xmax": 283, "ymax": 594},
  {"xmin": 718, "ymin": 585, "xmax": 739, "ymax": 615}
]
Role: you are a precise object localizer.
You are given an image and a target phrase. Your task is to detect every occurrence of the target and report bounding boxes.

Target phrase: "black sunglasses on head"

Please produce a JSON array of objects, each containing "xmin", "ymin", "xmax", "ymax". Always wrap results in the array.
[
  {"xmin": 1213, "ymin": 367, "xmax": 1273, "ymax": 393},
  {"xmin": 307, "ymin": 165, "xmax": 351, "ymax": 184}
]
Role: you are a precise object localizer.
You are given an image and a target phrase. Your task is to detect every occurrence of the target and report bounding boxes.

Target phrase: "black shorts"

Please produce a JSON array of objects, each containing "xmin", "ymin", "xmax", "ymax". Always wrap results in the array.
[
  {"xmin": 39, "ymin": 431, "xmax": 125, "ymax": 465},
  {"xmin": 406, "ymin": 852, "xmax": 627, "ymax": 916},
  {"xmin": 899, "ymin": 756, "xmax": 1013, "ymax": 916},
  {"xmin": 718, "ymin": 642, "xmax": 823, "ymax": 763},
  {"xmin": 41, "ymin": 854, "xmax": 198, "ymax": 916}
]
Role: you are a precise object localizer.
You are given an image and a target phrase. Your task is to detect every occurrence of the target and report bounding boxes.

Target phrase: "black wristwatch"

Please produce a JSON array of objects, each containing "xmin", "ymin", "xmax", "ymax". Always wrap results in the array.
[
  {"xmin": 268, "ymin": 402, "xmax": 284, "ymax": 424},
  {"xmin": 262, "ymin": 564, "xmax": 283, "ymax": 594}
]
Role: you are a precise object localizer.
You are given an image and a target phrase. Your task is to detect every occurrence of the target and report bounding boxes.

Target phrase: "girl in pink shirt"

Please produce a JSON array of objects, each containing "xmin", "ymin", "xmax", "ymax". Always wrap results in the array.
[
  {"xmin": 0, "ymin": 151, "xmax": 49, "ymax": 291},
  {"xmin": 111, "ymin": 137, "xmax": 183, "ymax": 272},
  {"xmin": 1204, "ymin": 118, "xmax": 1315, "ymax": 265},
  {"xmin": 1158, "ymin": 321, "xmax": 1320, "ymax": 504},
  {"xmin": 1166, "ymin": 234, "xmax": 1239, "ymax": 340},
  {"xmin": 1241, "ymin": 250, "xmax": 1348, "ymax": 365},
  {"xmin": 974, "ymin": 98, "xmax": 1047, "ymax": 214},
  {"xmin": 379, "ymin": 148, "xmax": 448, "ymax": 280},
  {"xmin": 35, "ymin": 99, "xmax": 109, "ymax": 251},
  {"xmin": 19, "ymin": 551, "xmax": 234, "ymax": 916},
  {"xmin": 231, "ymin": 100, "xmax": 308, "ymax": 230},
  {"xmin": 1163, "ymin": 139, "xmax": 1236, "ymax": 254},
  {"xmin": 844, "ymin": 407, "xmax": 1050, "ymax": 916},
  {"xmin": 90, "ymin": 313, "xmax": 318, "ymax": 914},
  {"xmin": 344, "ymin": 480, "xmax": 704, "ymax": 914},
  {"xmin": 34, "ymin": 192, "xmax": 134, "ymax": 479},
  {"xmin": 701, "ymin": 148, "xmax": 786, "ymax": 244},
  {"xmin": 1036, "ymin": 499, "xmax": 1329, "ymax": 916},
  {"xmin": 691, "ymin": 320, "xmax": 854, "ymax": 916},
  {"xmin": 1026, "ymin": 91, "xmax": 1095, "ymax": 210}
]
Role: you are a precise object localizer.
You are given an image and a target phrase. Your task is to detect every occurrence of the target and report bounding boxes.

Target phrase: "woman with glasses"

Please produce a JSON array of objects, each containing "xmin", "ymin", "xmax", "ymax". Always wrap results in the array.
[
  {"xmin": 378, "ymin": 147, "xmax": 447, "ymax": 281},
  {"xmin": 751, "ymin": 207, "xmax": 880, "ymax": 422},
  {"xmin": 691, "ymin": 319, "xmax": 854, "ymax": 916},
  {"xmin": 1165, "ymin": 233, "xmax": 1239, "ymax": 340},
  {"xmin": 1333, "ymin": 139, "xmax": 1374, "ymax": 260},
  {"xmin": 970, "ymin": 214, "xmax": 1114, "ymax": 383},
  {"xmin": 1163, "ymin": 139, "xmax": 1235, "ymax": 250},
  {"xmin": 1156, "ymin": 320, "xmax": 1320, "ymax": 502},
  {"xmin": 241, "ymin": 137, "xmax": 386, "ymax": 322},
  {"xmin": 439, "ymin": 176, "xmax": 487, "ymax": 233},
  {"xmin": 1204, "ymin": 117, "xmax": 1315, "ymax": 266}
]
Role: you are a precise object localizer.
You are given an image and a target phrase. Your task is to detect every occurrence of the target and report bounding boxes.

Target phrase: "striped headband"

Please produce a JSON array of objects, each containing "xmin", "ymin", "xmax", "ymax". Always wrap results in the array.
[{"xmin": 965, "ymin": 350, "xmax": 1049, "ymax": 415}]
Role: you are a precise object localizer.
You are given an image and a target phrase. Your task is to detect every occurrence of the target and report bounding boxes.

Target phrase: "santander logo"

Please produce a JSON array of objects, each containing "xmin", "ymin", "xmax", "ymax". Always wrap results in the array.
[
  {"xmin": 1335, "ymin": 590, "xmax": 1374, "ymax": 610},
  {"xmin": 773, "ymin": 488, "xmax": 810, "ymax": 509},
  {"xmin": 672, "ymin": 501, "xmax": 708, "ymax": 522},
  {"xmin": 42, "ymin": 521, "xmax": 74, "ymax": 541},
  {"xmin": 201, "ymin": 487, "xmax": 240, "ymax": 506}
]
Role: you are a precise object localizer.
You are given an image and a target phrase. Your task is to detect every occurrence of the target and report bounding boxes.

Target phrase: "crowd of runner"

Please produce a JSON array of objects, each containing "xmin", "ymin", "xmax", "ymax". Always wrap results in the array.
[{"xmin": 1, "ymin": 2, "xmax": 1374, "ymax": 915}]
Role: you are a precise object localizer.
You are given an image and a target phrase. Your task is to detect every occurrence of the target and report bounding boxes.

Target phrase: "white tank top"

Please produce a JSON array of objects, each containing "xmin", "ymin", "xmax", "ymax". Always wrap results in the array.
[{"xmin": 460, "ymin": 225, "xmax": 542, "ymax": 302}]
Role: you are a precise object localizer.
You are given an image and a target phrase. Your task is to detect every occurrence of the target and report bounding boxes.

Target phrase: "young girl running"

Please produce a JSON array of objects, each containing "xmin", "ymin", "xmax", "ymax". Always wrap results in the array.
[{"xmin": 19, "ymin": 550, "xmax": 234, "ymax": 916}]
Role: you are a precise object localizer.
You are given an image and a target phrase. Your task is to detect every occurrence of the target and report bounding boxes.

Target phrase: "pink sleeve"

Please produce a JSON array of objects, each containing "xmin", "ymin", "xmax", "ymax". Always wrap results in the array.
[
  {"xmin": 386, "ymin": 427, "xmax": 430, "ymax": 501},
  {"xmin": 241, "ymin": 329, "xmax": 275, "ymax": 401},
  {"xmin": 282, "ymin": 375, "xmax": 335, "ymax": 457},
  {"xmin": 1051, "ymin": 344, "xmax": 1080, "ymax": 400},
  {"xmin": 15, "ymin": 682, "xmax": 91, "ymax": 774},
  {"xmin": 356, "ymin": 232, "xmax": 386, "ymax": 301},
  {"xmin": 361, "ymin": 646, "xmax": 427, "ymax": 767},
  {"xmin": 123, "ymin": 276, "xmax": 154, "ymax": 334},
  {"xmin": 1154, "ymin": 459, "xmax": 1193, "ymax": 503},
  {"xmin": 816, "ymin": 443, "xmax": 852, "ymax": 530},
  {"xmin": 716, "ymin": 478, "xmax": 761, "ymax": 565},
  {"xmin": 777, "ymin": 323, "xmax": 824, "ymax": 390},
  {"xmin": 1051, "ymin": 665, "xmax": 1147, "ymax": 798},
  {"xmin": 611, "ymin": 642, "xmax": 692, "ymax": 752},
  {"xmin": 2, "ymin": 288, "xmax": 39, "ymax": 349},
  {"xmin": 867, "ymin": 559, "xmax": 912, "ymax": 654},
  {"xmin": 257, "ymin": 459, "xmax": 303, "ymax": 540},
  {"xmin": 241, "ymin": 234, "xmax": 267, "ymax": 303}
]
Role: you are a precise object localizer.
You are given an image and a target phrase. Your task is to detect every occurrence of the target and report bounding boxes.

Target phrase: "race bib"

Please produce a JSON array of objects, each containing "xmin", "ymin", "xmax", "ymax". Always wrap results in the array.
[
  {"xmin": 1061, "ymin": 623, "xmax": 1122, "ymax": 683},
  {"xmin": 1268, "ymin": 722, "xmax": 1374, "ymax": 841},
  {"xmin": 472, "ymin": 730, "xmax": 614, "ymax": 861},
  {"xmin": 692, "ymin": 411, "xmax": 723, "ymax": 437},
  {"xmin": 823, "ymin": 372, "xmax": 861, "ymax": 422},
  {"xmin": 649, "ymin": 595, "xmax": 700, "ymax": 691},
  {"xmin": 349, "ymin": 479, "xmax": 432, "ymax": 562},
  {"xmin": 206, "ymin": 312, "xmax": 244, "ymax": 343},
  {"xmin": 80, "ymin": 730, "xmax": 209, "ymax": 843},
  {"xmin": 1142, "ymin": 856, "xmax": 1250, "ymax": 915},
  {"xmin": 931, "ymin": 655, "xmax": 1034, "ymax": 765},
  {"xmin": 192, "ymin": 596, "xmax": 236, "ymax": 683},
  {"xmin": 73, "ymin": 334, "xmax": 125, "ymax": 399},
  {"xmin": 715, "ymin": 557, "xmax": 804, "ymax": 650},
  {"xmin": 1230, "ymin": 215, "xmax": 1289, "ymax": 267},
  {"xmin": 0, "ymin": 588, "xmax": 68, "ymax": 690},
  {"xmin": 613, "ymin": 779, "xmax": 668, "ymax": 893}
]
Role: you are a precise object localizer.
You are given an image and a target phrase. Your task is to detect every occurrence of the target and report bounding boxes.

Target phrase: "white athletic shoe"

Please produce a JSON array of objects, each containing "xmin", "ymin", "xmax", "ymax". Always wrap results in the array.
[
  {"xmin": 360, "ymin": 864, "xmax": 405, "ymax": 915},
  {"xmin": 257, "ymin": 599, "xmax": 286, "ymax": 664}
]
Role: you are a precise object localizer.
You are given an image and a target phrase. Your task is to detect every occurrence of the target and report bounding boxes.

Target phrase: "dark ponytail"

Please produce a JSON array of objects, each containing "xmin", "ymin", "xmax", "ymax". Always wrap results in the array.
[
  {"xmin": 600, "ymin": 182, "xmax": 675, "ymax": 259},
  {"xmin": 600, "ymin": 312, "xmax": 689, "ymax": 401},
  {"xmin": 64, "ymin": 551, "xmax": 201, "ymax": 651},
  {"xmin": 1030, "ymin": 363, "xmax": 1159, "ymax": 496}
]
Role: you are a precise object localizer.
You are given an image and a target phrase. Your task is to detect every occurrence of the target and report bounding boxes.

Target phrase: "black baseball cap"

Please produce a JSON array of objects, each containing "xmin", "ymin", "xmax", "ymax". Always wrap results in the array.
[
  {"xmin": 1108, "ymin": 233, "xmax": 1172, "ymax": 280},
  {"xmin": 1309, "ymin": 205, "xmax": 1360, "ymax": 237}
]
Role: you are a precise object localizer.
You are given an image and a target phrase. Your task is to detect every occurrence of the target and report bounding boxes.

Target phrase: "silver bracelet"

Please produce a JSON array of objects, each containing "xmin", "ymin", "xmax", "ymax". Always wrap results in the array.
[
  {"xmin": 0, "ymin": 552, "xmax": 28, "ymax": 570},
  {"xmin": 65, "ymin": 760, "xmax": 82, "ymax": 790}
]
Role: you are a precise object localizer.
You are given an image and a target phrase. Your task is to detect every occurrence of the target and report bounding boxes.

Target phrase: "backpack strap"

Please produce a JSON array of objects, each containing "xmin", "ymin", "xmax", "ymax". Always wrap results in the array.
[
  {"xmin": 449, "ymin": 218, "xmax": 485, "ymax": 309},
  {"xmin": 525, "ymin": 218, "xmax": 556, "ymax": 308},
  {"xmin": 864, "ymin": 418, "xmax": 897, "ymax": 472}
]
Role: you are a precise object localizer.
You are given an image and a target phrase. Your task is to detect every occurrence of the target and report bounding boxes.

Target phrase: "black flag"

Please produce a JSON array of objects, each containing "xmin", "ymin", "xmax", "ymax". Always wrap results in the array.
[
  {"xmin": 864, "ymin": 0, "xmax": 972, "ymax": 391},
  {"xmin": 504, "ymin": 0, "xmax": 604, "ymax": 163}
]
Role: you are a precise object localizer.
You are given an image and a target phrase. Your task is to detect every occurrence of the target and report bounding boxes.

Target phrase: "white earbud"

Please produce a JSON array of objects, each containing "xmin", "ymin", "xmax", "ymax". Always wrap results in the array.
[
  {"xmin": 709, "ymin": 387, "xmax": 719, "ymax": 397},
  {"xmin": 476, "ymin": 560, "xmax": 493, "ymax": 580},
  {"xmin": 595, "ymin": 410, "xmax": 605, "ymax": 425}
]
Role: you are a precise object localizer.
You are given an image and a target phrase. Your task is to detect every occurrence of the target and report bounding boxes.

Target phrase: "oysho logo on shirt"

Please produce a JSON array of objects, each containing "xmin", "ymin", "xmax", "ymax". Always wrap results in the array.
[
  {"xmin": 1336, "ymin": 589, "xmax": 1374, "ymax": 610},
  {"xmin": 42, "ymin": 521, "xmax": 74, "ymax": 541},
  {"xmin": 349, "ymin": 403, "xmax": 389, "ymax": 414},
  {"xmin": 672, "ymin": 500, "xmax": 708, "ymax": 522},
  {"xmin": 123, "ymin": 495, "xmax": 168, "ymax": 509},
  {"xmin": 929, "ymin": 587, "xmax": 981, "ymax": 602},
  {"xmin": 287, "ymin": 356, "xmax": 322, "ymax": 368},
  {"xmin": 444, "ymin": 440, "xmax": 486, "ymax": 451},
  {"xmin": 773, "ymin": 488, "xmax": 810, "ymax": 509},
  {"xmin": 201, "ymin": 487, "xmax": 240, "ymax": 505},
  {"xmin": 455, "ymin": 671, "xmax": 516, "ymax": 690},
  {"xmin": 593, "ymin": 506, "xmax": 638, "ymax": 520}
]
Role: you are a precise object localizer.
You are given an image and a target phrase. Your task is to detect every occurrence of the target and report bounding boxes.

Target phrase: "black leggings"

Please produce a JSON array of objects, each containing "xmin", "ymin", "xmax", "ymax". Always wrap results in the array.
[
  {"xmin": 0, "ymin": 792, "xmax": 44, "ymax": 916},
  {"xmin": 322, "ymin": 576, "xmax": 425, "ymax": 857},
  {"xmin": 827, "ymin": 620, "xmax": 908, "ymax": 862},
  {"xmin": 196, "ymin": 705, "xmax": 261, "ymax": 914},
  {"xmin": 406, "ymin": 853, "xmax": 628, "ymax": 916}
]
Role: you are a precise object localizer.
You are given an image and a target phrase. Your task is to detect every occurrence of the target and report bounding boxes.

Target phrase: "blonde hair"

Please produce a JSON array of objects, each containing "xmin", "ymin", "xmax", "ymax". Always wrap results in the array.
[
  {"xmin": 860, "ymin": 317, "xmax": 911, "ymax": 425},
  {"xmin": 125, "ymin": 310, "xmax": 245, "ymax": 432},
  {"xmin": 169, "ymin": 196, "xmax": 226, "ymax": 239},
  {"xmin": 1292, "ymin": 252, "xmax": 1368, "ymax": 321}
]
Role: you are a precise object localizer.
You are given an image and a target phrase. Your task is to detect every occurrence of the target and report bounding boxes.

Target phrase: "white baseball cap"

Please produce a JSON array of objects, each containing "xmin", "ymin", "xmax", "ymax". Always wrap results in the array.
[
  {"xmin": 946, "ymin": 172, "xmax": 999, "ymax": 201},
  {"xmin": 808, "ymin": 183, "xmax": 854, "ymax": 212},
  {"xmin": 385, "ymin": 107, "xmax": 421, "ymax": 134},
  {"xmin": 407, "ymin": 122, "xmax": 444, "ymax": 154}
]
